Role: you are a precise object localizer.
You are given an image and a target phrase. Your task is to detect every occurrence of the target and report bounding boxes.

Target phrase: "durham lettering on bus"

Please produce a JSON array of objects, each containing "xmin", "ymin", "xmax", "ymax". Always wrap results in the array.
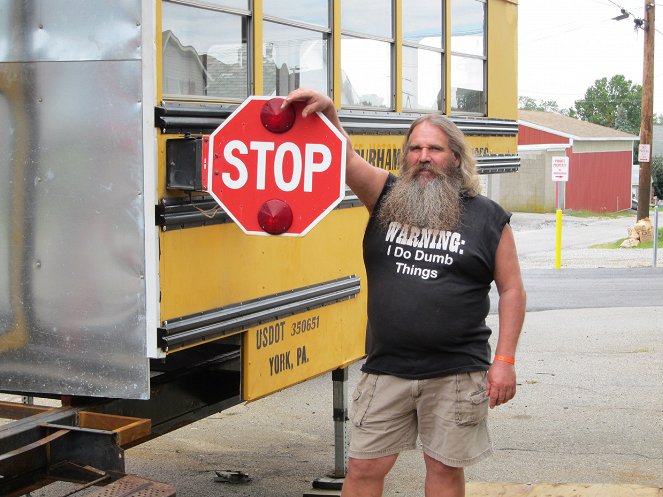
[{"xmin": 355, "ymin": 147, "xmax": 401, "ymax": 171}]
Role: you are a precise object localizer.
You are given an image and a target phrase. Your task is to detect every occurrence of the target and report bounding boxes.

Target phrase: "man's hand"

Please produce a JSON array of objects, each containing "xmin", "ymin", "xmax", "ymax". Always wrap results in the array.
[
  {"xmin": 282, "ymin": 88, "xmax": 388, "ymax": 212},
  {"xmin": 282, "ymin": 88, "xmax": 338, "ymax": 124},
  {"xmin": 486, "ymin": 361, "xmax": 516, "ymax": 409}
]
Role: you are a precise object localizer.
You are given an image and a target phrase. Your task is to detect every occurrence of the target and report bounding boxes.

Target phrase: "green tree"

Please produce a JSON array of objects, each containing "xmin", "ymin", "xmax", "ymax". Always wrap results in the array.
[
  {"xmin": 560, "ymin": 107, "xmax": 577, "ymax": 118},
  {"xmin": 573, "ymin": 74, "xmax": 642, "ymax": 134},
  {"xmin": 518, "ymin": 96, "xmax": 538, "ymax": 110},
  {"xmin": 518, "ymin": 96, "xmax": 560, "ymax": 112},
  {"xmin": 651, "ymin": 155, "xmax": 663, "ymax": 201},
  {"xmin": 539, "ymin": 99, "xmax": 560, "ymax": 113},
  {"xmin": 614, "ymin": 104, "xmax": 630, "ymax": 132}
]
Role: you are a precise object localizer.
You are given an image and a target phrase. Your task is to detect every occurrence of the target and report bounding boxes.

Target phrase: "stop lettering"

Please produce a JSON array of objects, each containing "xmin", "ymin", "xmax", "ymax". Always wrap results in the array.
[
  {"xmin": 207, "ymin": 96, "xmax": 347, "ymax": 236},
  {"xmin": 221, "ymin": 140, "xmax": 332, "ymax": 193}
]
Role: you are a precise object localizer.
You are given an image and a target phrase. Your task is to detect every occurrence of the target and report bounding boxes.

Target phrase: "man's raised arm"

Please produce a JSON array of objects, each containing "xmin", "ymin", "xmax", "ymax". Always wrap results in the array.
[{"xmin": 283, "ymin": 89, "xmax": 389, "ymax": 212}]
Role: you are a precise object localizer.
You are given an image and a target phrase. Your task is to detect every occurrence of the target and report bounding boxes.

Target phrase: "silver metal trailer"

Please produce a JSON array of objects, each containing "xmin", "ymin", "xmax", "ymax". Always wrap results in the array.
[{"xmin": 0, "ymin": 3, "xmax": 360, "ymax": 494}]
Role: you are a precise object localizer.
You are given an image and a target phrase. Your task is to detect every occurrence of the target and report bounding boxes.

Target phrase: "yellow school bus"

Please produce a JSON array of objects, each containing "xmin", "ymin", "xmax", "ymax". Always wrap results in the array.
[
  {"xmin": 0, "ymin": 0, "xmax": 517, "ymax": 492},
  {"xmin": 156, "ymin": 0, "xmax": 519, "ymax": 400}
]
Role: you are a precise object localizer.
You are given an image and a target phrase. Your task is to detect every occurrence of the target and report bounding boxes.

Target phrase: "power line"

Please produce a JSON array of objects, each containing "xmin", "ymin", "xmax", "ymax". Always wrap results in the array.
[
  {"xmin": 603, "ymin": 0, "xmax": 650, "ymax": 31},
  {"xmin": 604, "ymin": 0, "xmax": 644, "ymax": 15},
  {"xmin": 602, "ymin": 1, "xmax": 662, "ymax": 35},
  {"xmin": 604, "ymin": 0, "xmax": 636, "ymax": 15},
  {"xmin": 606, "ymin": 0, "xmax": 627, "ymax": 8}
]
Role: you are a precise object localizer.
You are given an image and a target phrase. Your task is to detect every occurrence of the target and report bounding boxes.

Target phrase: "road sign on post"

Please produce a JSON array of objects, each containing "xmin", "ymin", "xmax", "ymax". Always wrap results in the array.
[
  {"xmin": 551, "ymin": 156, "xmax": 569, "ymax": 182},
  {"xmin": 551, "ymin": 156, "xmax": 569, "ymax": 269},
  {"xmin": 207, "ymin": 96, "xmax": 347, "ymax": 236},
  {"xmin": 638, "ymin": 144, "xmax": 651, "ymax": 163}
]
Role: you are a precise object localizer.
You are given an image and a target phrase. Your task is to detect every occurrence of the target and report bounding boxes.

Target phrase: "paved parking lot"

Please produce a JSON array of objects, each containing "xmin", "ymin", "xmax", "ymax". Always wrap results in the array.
[{"xmin": 4, "ymin": 213, "xmax": 662, "ymax": 496}]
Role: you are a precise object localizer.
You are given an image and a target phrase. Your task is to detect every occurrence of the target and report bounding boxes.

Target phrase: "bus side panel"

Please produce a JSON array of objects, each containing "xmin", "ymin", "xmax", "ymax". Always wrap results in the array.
[
  {"xmin": 487, "ymin": 0, "xmax": 518, "ymax": 120},
  {"xmin": 158, "ymin": 206, "xmax": 369, "ymax": 400},
  {"xmin": 243, "ymin": 300, "xmax": 365, "ymax": 401},
  {"xmin": 0, "ymin": 1, "xmax": 151, "ymax": 399},
  {"xmin": 159, "ymin": 208, "xmax": 367, "ymax": 320},
  {"xmin": 351, "ymin": 134, "xmax": 518, "ymax": 167}
]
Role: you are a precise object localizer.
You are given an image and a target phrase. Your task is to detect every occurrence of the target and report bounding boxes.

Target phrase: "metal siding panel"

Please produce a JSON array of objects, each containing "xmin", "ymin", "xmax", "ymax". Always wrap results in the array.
[
  {"xmin": 0, "ymin": 0, "xmax": 141, "ymax": 63},
  {"xmin": 518, "ymin": 124, "xmax": 569, "ymax": 146},
  {"xmin": 572, "ymin": 140, "xmax": 633, "ymax": 154},
  {"xmin": 159, "ymin": 207, "xmax": 369, "ymax": 321},
  {"xmin": 0, "ymin": 59, "xmax": 149, "ymax": 399},
  {"xmin": 566, "ymin": 151, "xmax": 633, "ymax": 213}
]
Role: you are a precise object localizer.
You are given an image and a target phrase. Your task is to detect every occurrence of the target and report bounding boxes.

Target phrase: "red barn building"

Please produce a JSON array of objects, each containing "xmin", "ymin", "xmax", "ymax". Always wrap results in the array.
[{"xmin": 485, "ymin": 110, "xmax": 638, "ymax": 213}]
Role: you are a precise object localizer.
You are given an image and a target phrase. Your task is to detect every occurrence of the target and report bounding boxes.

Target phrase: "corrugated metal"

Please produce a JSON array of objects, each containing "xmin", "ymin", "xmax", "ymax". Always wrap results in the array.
[
  {"xmin": 518, "ymin": 124, "xmax": 569, "ymax": 146},
  {"xmin": 566, "ymin": 151, "xmax": 633, "ymax": 213}
]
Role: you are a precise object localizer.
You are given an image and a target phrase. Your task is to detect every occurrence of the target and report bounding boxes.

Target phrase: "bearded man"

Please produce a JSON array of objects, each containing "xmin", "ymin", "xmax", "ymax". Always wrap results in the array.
[{"xmin": 284, "ymin": 90, "xmax": 526, "ymax": 497}]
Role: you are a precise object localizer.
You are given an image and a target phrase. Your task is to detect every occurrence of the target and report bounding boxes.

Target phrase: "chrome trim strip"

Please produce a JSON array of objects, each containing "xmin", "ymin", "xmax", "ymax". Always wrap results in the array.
[
  {"xmin": 156, "ymin": 195, "xmax": 362, "ymax": 230},
  {"xmin": 155, "ymin": 103, "xmax": 518, "ymax": 136},
  {"xmin": 159, "ymin": 276, "xmax": 361, "ymax": 351},
  {"xmin": 477, "ymin": 155, "xmax": 520, "ymax": 174}
]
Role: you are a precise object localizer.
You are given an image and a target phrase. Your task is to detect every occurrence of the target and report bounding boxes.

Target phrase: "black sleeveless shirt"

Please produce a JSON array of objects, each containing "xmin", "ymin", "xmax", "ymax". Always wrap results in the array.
[{"xmin": 361, "ymin": 174, "xmax": 511, "ymax": 379}]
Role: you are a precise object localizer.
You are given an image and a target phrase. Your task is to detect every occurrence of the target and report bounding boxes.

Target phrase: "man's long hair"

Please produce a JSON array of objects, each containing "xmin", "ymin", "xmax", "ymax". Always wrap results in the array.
[{"xmin": 400, "ymin": 114, "xmax": 481, "ymax": 198}]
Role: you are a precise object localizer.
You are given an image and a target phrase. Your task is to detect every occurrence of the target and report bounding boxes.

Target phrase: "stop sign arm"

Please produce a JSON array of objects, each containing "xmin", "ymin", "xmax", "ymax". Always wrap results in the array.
[{"xmin": 283, "ymin": 89, "xmax": 389, "ymax": 213}]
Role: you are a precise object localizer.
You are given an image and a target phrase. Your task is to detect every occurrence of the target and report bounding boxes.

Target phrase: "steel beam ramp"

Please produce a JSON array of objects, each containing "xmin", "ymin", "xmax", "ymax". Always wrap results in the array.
[{"xmin": 83, "ymin": 474, "xmax": 175, "ymax": 497}]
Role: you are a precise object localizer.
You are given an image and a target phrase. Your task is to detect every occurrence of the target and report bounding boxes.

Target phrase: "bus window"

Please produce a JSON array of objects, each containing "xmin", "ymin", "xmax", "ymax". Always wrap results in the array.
[
  {"xmin": 342, "ymin": 0, "xmax": 391, "ymax": 38},
  {"xmin": 196, "ymin": 0, "xmax": 249, "ymax": 9},
  {"xmin": 262, "ymin": 22, "xmax": 329, "ymax": 97},
  {"xmin": 402, "ymin": 0, "xmax": 444, "ymax": 112},
  {"xmin": 341, "ymin": 0, "xmax": 393, "ymax": 109},
  {"xmin": 263, "ymin": 0, "xmax": 328, "ymax": 27},
  {"xmin": 403, "ymin": 47, "xmax": 443, "ymax": 112},
  {"xmin": 341, "ymin": 37, "xmax": 391, "ymax": 109},
  {"xmin": 162, "ymin": 1, "xmax": 249, "ymax": 101},
  {"xmin": 402, "ymin": 0, "xmax": 443, "ymax": 45},
  {"xmin": 451, "ymin": 0, "xmax": 486, "ymax": 115}
]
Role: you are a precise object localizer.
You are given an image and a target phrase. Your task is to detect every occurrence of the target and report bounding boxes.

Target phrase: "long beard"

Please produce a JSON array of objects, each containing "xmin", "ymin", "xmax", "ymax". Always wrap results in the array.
[{"xmin": 377, "ymin": 162, "xmax": 463, "ymax": 232}]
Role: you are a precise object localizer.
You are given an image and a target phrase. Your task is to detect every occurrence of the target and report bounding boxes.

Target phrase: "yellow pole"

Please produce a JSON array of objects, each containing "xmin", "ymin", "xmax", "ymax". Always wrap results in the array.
[{"xmin": 555, "ymin": 209, "xmax": 563, "ymax": 269}]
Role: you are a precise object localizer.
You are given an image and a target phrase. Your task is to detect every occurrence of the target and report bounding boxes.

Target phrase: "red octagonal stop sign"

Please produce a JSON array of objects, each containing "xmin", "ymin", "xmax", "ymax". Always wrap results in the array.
[{"xmin": 206, "ymin": 96, "xmax": 347, "ymax": 236}]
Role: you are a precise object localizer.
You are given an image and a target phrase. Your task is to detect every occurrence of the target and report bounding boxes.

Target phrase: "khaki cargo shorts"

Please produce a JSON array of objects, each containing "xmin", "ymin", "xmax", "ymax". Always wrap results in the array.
[{"xmin": 348, "ymin": 371, "xmax": 493, "ymax": 467}]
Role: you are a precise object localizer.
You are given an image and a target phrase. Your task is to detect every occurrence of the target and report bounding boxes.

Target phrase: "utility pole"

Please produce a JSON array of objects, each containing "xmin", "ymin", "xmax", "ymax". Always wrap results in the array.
[{"xmin": 637, "ymin": 1, "xmax": 655, "ymax": 221}]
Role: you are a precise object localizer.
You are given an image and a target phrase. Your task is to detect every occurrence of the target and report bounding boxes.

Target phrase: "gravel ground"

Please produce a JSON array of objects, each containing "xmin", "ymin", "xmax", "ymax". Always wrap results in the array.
[
  {"xmin": 520, "ymin": 249, "xmax": 660, "ymax": 269},
  {"xmin": 509, "ymin": 211, "xmax": 663, "ymax": 269}
]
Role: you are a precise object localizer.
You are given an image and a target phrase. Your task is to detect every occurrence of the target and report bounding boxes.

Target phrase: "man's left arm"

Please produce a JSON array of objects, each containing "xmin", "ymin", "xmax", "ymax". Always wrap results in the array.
[{"xmin": 487, "ymin": 223, "xmax": 526, "ymax": 409}]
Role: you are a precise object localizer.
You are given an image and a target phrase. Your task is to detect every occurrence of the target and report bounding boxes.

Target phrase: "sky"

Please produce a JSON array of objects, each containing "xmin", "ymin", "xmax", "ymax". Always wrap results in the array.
[{"xmin": 518, "ymin": 0, "xmax": 662, "ymax": 115}]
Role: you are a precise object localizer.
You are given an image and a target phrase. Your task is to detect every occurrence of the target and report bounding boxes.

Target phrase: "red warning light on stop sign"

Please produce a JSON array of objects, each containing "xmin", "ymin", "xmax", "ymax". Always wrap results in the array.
[{"xmin": 207, "ymin": 96, "xmax": 347, "ymax": 236}]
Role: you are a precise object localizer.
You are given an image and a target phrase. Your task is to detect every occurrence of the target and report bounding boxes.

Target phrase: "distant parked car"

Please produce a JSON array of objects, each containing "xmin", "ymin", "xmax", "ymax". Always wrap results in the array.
[{"xmin": 631, "ymin": 194, "xmax": 638, "ymax": 211}]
